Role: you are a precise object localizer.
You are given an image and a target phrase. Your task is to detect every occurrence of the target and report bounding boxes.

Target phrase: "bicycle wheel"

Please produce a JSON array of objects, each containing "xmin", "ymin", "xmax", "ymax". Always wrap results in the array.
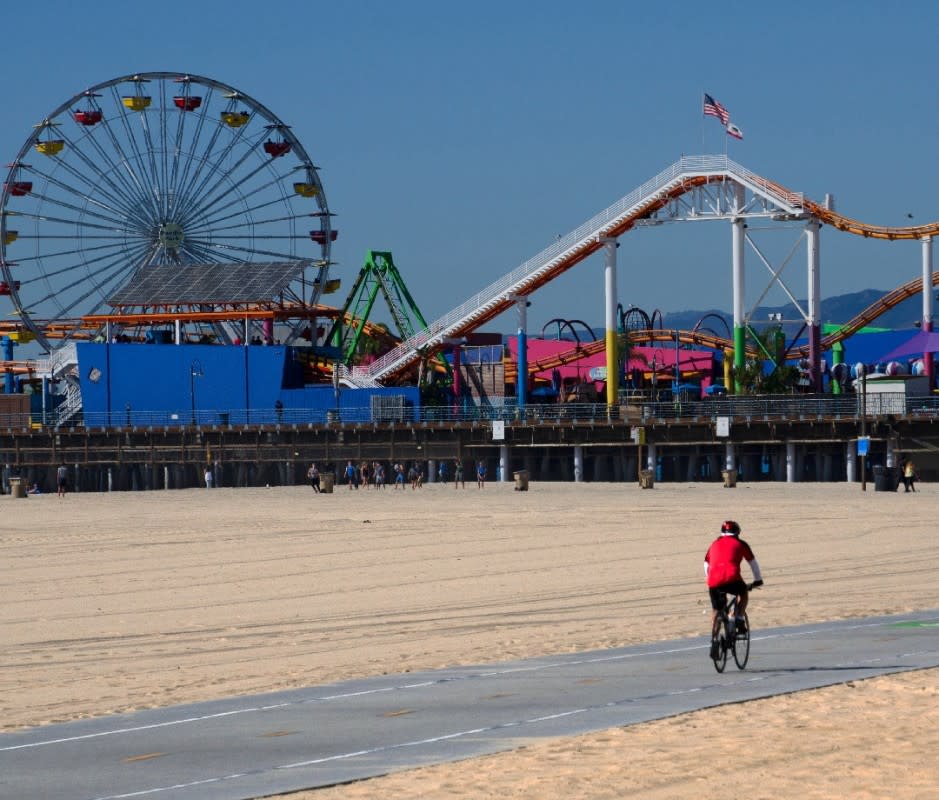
[
  {"xmin": 733, "ymin": 611, "xmax": 750, "ymax": 670},
  {"xmin": 710, "ymin": 616, "xmax": 728, "ymax": 673}
]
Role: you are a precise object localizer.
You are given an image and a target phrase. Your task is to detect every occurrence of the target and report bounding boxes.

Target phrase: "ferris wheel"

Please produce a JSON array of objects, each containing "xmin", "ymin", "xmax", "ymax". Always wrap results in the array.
[{"xmin": 0, "ymin": 71, "xmax": 335, "ymax": 350}]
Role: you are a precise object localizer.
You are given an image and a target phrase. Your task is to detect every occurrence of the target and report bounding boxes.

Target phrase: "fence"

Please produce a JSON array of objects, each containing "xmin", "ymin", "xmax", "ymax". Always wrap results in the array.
[{"xmin": 12, "ymin": 392, "xmax": 937, "ymax": 431}]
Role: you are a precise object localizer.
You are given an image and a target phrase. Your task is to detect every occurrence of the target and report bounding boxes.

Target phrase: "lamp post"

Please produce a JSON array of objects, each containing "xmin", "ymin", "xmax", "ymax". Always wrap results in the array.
[
  {"xmin": 859, "ymin": 363, "xmax": 867, "ymax": 492},
  {"xmin": 190, "ymin": 359, "xmax": 203, "ymax": 425}
]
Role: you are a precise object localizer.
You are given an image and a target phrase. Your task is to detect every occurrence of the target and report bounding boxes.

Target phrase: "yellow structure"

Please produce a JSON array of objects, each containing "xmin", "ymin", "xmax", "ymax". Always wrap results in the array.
[{"xmin": 122, "ymin": 96, "xmax": 151, "ymax": 112}]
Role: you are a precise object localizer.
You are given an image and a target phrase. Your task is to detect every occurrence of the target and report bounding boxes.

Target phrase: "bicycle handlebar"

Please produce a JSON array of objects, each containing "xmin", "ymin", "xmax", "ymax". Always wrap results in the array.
[{"xmin": 748, "ymin": 580, "xmax": 763, "ymax": 590}]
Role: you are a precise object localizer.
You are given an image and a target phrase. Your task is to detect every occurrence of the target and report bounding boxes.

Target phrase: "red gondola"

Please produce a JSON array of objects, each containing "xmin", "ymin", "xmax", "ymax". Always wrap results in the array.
[
  {"xmin": 0, "ymin": 281, "xmax": 21, "ymax": 295},
  {"xmin": 263, "ymin": 140, "xmax": 291, "ymax": 158},
  {"xmin": 73, "ymin": 109, "xmax": 103, "ymax": 126},
  {"xmin": 4, "ymin": 182, "xmax": 32, "ymax": 197},
  {"xmin": 309, "ymin": 229, "xmax": 339, "ymax": 244},
  {"xmin": 174, "ymin": 96, "xmax": 202, "ymax": 112}
]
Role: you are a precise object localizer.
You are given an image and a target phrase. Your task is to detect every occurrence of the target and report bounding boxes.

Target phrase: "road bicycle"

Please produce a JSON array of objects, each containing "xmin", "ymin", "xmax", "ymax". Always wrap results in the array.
[{"xmin": 710, "ymin": 581, "xmax": 761, "ymax": 673}]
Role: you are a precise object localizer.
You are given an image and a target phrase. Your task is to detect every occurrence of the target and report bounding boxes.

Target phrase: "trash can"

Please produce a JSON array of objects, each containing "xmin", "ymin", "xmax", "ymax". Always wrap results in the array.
[
  {"xmin": 8, "ymin": 476, "xmax": 26, "ymax": 498},
  {"xmin": 320, "ymin": 472, "xmax": 335, "ymax": 493},
  {"xmin": 722, "ymin": 469, "xmax": 738, "ymax": 488},
  {"xmin": 872, "ymin": 465, "xmax": 897, "ymax": 492},
  {"xmin": 513, "ymin": 470, "xmax": 529, "ymax": 491},
  {"xmin": 639, "ymin": 469, "xmax": 655, "ymax": 489}
]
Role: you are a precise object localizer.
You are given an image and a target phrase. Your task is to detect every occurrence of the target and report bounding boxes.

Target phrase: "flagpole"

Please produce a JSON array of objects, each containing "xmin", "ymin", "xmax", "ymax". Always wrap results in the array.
[{"xmin": 701, "ymin": 90, "xmax": 705, "ymax": 153}]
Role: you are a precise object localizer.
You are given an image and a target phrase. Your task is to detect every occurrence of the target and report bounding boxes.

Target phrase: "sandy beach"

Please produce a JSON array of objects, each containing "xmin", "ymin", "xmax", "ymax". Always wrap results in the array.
[{"xmin": 3, "ymin": 480, "xmax": 937, "ymax": 798}]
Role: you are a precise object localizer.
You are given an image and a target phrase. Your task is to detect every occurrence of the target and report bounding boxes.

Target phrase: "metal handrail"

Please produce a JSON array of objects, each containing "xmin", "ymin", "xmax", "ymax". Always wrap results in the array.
[{"xmin": 18, "ymin": 393, "xmax": 934, "ymax": 432}]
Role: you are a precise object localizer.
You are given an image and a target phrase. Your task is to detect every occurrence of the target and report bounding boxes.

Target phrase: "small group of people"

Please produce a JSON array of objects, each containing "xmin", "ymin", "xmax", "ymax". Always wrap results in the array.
[{"xmin": 307, "ymin": 459, "xmax": 488, "ymax": 491}]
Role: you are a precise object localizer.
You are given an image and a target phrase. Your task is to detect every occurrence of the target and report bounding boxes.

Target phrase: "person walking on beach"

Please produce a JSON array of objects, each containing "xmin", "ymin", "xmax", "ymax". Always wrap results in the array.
[
  {"xmin": 204, "ymin": 466, "xmax": 214, "ymax": 489},
  {"xmin": 307, "ymin": 463, "xmax": 320, "ymax": 493},
  {"xmin": 454, "ymin": 459, "xmax": 464, "ymax": 489},
  {"xmin": 56, "ymin": 464, "xmax": 68, "ymax": 497},
  {"xmin": 903, "ymin": 460, "xmax": 917, "ymax": 492},
  {"xmin": 344, "ymin": 460, "xmax": 356, "ymax": 490},
  {"xmin": 476, "ymin": 460, "xmax": 487, "ymax": 489}
]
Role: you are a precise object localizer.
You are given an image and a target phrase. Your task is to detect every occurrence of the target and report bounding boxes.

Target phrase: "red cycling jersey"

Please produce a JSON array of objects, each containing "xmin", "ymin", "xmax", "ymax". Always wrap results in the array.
[{"xmin": 704, "ymin": 535, "xmax": 756, "ymax": 588}]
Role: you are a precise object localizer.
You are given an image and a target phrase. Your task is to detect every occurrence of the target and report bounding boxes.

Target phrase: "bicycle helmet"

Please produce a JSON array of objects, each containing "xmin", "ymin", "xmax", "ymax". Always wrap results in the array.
[{"xmin": 720, "ymin": 520, "xmax": 741, "ymax": 537}]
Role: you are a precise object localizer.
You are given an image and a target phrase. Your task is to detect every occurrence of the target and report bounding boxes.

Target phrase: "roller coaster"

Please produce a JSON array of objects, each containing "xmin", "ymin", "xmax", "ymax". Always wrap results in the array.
[
  {"xmin": 3, "ymin": 153, "xmax": 938, "ymax": 391},
  {"xmin": 349, "ymin": 155, "xmax": 938, "ymax": 386}
]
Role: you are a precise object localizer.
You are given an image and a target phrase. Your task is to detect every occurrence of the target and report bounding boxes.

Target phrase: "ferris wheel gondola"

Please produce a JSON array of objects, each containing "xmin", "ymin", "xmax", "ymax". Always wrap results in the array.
[{"xmin": 0, "ymin": 71, "xmax": 336, "ymax": 350}]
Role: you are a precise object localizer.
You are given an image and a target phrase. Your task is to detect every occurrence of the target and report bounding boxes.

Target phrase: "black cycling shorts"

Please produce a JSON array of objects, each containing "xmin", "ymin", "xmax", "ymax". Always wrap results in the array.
[{"xmin": 709, "ymin": 578, "xmax": 748, "ymax": 610}]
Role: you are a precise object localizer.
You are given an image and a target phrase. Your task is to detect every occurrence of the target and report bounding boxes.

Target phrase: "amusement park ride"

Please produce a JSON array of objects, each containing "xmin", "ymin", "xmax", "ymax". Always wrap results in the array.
[{"xmin": 1, "ymin": 71, "xmax": 938, "ymax": 425}]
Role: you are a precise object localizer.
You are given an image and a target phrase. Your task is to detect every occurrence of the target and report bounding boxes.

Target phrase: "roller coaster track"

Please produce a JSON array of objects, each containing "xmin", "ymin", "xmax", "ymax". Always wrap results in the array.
[
  {"xmin": 355, "ymin": 155, "xmax": 939, "ymax": 385},
  {"xmin": 504, "ymin": 269, "xmax": 939, "ymax": 381}
]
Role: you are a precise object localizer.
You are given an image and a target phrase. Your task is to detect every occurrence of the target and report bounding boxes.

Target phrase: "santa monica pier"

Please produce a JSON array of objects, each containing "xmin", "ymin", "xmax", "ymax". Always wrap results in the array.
[{"xmin": 2, "ymin": 72, "xmax": 939, "ymax": 493}]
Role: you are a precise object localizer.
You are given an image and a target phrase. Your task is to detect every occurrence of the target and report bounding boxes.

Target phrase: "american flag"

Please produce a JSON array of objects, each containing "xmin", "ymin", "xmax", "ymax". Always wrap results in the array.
[{"xmin": 703, "ymin": 93, "xmax": 730, "ymax": 125}]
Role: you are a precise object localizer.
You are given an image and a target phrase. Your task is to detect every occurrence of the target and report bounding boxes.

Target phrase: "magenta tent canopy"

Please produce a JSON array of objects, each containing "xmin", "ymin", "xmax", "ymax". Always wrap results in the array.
[{"xmin": 879, "ymin": 330, "xmax": 939, "ymax": 362}]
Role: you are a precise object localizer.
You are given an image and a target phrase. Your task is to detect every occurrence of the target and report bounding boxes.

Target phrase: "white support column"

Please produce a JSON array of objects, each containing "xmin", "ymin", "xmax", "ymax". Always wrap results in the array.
[
  {"xmin": 164, "ymin": 465, "xmax": 171, "ymax": 490},
  {"xmin": 786, "ymin": 441, "xmax": 796, "ymax": 483},
  {"xmin": 846, "ymin": 440, "xmax": 857, "ymax": 483},
  {"xmin": 175, "ymin": 319, "xmax": 182, "ymax": 345},
  {"xmin": 731, "ymin": 184, "xmax": 746, "ymax": 392},
  {"xmin": 601, "ymin": 238, "xmax": 618, "ymax": 407},
  {"xmin": 724, "ymin": 441, "xmax": 736, "ymax": 472},
  {"xmin": 499, "ymin": 445, "xmax": 509, "ymax": 482},
  {"xmin": 428, "ymin": 459, "xmax": 437, "ymax": 484},
  {"xmin": 923, "ymin": 236, "xmax": 935, "ymax": 389},
  {"xmin": 886, "ymin": 439, "xmax": 896, "ymax": 470},
  {"xmin": 806, "ymin": 220, "xmax": 822, "ymax": 391},
  {"xmin": 923, "ymin": 236, "xmax": 934, "ymax": 329},
  {"xmin": 573, "ymin": 445, "xmax": 584, "ymax": 483},
  {"xmin": 646, "ymin": 443, "xmax": 657, "ymax": 474}
]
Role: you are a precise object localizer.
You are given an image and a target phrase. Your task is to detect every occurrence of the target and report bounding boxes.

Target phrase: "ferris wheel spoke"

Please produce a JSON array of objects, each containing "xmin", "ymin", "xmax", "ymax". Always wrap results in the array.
[
  {"xmin": 55, "ymin": 257, "xmax": 142, "ymax": 320},
  {"xmin": 25, "ymin": 247, "xmax": 141, "ymax": 316},
  {"xmin": 53, "ymin": 130, "xmax": 151, "ymax": 223},
  {"xmin": 186, "ymin": 195, "xmax": 300, "ymax": 237},
  {"xmin": 176, "ymin": 131, "xmax": 275, "ymax": 222},
  {"xmin": 173, "ymin": 125, "xmax": 267, "ymax": 223},
  {"xmin": 8, "ymin": 239, "xmax": 131, "ymax": 265},
  {"xmin": 103, "ymin": 84, "xmax": 164, "ymax": 220},
  {"xmin": 167, "ymin": 86, "xmax": 217, "ymax": 219},
  {"xmin": 22, "ymin": 165, "xmax": 144, "ymax": 231},
  {"xmin": 108, "ymin": 84, "xmax": 165, "ymax": 220},
  {"xmin": 11, "ymin": 204, "xmax": 139, "ymax": 236},
  {"xmin": 190, "ymin": 170, "xmax": 301, "ymax": 231},
  {"xmin": 171, "ymin": 124, "xmax": 241, "ymax": 222},
  {"xmin": 79, "ymin": 115, "xmax": 160, "ymax": 221},
  {"xmin": 192, "ymin": 210, "xmax": 314, "ymax": 235},
  {"xmin": 190, "ymin": 239, "xmax": 311, "ymax": 262}
]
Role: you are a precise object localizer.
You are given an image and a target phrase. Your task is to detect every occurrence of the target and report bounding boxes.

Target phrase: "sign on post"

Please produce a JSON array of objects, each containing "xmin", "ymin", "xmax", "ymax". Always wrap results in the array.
[
  {"xmin": 857, "ymin": 436, "xmax": 870, "ymax": 457},
  {"xmin": 492, "ymin": 420, "xmax": 505, "ymax": 441},
  {"xmin": 716, "ymin": 417, "xmax": 730, "ymax": 437}
]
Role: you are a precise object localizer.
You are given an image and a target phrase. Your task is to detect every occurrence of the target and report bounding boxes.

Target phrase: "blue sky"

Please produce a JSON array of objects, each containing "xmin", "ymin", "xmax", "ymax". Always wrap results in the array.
[{"xmin": 4, "ymin": 0, "xmax": 939, "ymax": 335}]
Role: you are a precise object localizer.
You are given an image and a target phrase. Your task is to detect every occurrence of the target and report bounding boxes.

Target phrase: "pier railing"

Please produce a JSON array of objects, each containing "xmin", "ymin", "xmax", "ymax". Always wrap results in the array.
[{"xmin": 15, "ymin": 392, "xmax": 938, "ymax": 431}]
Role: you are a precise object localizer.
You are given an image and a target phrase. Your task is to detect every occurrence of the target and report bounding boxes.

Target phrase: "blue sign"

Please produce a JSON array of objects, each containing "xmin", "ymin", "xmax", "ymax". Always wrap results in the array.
[{"xmin": 857, "ymin": 437, "xmax": 870, "ymax": 456}]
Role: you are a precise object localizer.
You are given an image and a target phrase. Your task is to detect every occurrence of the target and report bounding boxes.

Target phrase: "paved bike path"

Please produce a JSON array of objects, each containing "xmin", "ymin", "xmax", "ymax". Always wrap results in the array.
[{"xmin": 3, "ymin": 611, "xmax": 938, "ymax": 800}]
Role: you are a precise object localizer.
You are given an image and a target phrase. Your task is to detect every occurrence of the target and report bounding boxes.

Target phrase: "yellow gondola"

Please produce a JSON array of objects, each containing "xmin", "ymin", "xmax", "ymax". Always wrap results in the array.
[
  {"xmin": 323, "ymin": 278, "xmax": 341, "ymax": 294},
  {"xmin": 122, "ymin": 96, "xmax": 152, "ymax": 112},
  {"xmin": 293, "ymin": 182, "xmax": 319, "ymax": 198},
  {"xmin": 35, "ymin": 140, "xmax": 65, "ymax": 156},
  {"xmin": 221, "ymin": 111, "xmax": 250, "ymax": 127},
  {"xmin": 3, "ymin": 230, "xmax": 18, "ymax": 245}
]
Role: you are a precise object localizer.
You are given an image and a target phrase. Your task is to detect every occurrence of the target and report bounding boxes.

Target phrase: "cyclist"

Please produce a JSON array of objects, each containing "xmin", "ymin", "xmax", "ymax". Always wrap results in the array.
[{"xmin": 704, "ymin": 520, "xmax": 763, "ymax": 655}]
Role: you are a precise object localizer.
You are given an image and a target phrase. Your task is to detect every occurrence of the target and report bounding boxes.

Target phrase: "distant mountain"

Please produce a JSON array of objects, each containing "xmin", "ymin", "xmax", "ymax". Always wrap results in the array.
[{"xmin": 659, "ymin": 288, "xmax": 925, "ymax": 336}]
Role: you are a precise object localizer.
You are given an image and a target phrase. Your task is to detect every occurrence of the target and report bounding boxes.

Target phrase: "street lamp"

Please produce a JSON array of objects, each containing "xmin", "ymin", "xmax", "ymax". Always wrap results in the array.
[
  {"xmin": 190, "ymin": 359, "xmax": 203, "ymax": 425},
  {"xmin": 858, "ymin": 363, "xmax": 867, "ymax": 492}
]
